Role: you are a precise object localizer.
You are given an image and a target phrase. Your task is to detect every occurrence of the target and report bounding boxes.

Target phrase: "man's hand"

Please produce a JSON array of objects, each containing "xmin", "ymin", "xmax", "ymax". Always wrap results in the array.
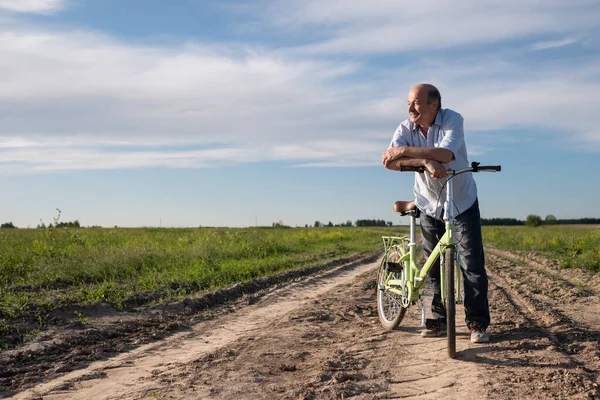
[
  {"xmin": 424, "ymin": 160, "xmax": 447, "ymax": 179},
  {"xmin": 382, "ymin": 147, "xmax": 404, "ymax": 167}
]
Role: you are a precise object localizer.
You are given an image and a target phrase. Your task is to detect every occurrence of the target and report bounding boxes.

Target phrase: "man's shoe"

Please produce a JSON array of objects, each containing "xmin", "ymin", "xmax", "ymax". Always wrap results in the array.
[
  {"xmin": 469, "ymin": 322, "xmax": 490, "ymax": 343},
  {"xmin": 421, "ymin": 321, "xmax": 446, "ymax": 337}
]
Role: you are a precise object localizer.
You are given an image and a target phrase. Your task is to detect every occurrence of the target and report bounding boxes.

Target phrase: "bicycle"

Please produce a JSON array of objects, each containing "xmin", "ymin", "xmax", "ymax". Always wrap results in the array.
[{"xmin": 376, "ymin": 161, "xmax": 501, "ymax": 358}]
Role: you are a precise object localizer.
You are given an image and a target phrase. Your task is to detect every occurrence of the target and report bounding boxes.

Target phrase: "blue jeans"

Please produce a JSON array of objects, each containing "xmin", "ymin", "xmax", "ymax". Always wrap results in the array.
[{"xmin": 419, "ymin": 199, "xmax": 490, "ymax": 330}]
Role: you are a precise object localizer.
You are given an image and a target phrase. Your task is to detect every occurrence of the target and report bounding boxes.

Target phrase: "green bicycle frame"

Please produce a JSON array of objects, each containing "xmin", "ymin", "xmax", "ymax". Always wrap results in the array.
[
  {"xmin": 382, "ymin": 225, "xmax": 455, "ymax": 305},
  {"xmin": 381, "ymin": 169, "xmax": 464, "ymax": 311}
]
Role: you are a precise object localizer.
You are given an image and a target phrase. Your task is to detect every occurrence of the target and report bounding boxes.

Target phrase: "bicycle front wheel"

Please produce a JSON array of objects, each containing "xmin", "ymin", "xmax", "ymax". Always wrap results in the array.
[
  {"xmin": 445, "ymin": 247, "xmax": 456, "ymax": 358},
  {"xmin": 377, "ymin": 246, "xmax": 408, "ymax": 331}
]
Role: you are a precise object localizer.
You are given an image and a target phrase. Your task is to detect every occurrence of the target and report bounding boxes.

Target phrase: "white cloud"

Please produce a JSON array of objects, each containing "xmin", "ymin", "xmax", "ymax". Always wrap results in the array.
[
  {"xmin": 574, "ymin": 132, "xmax": 600, "ymax": 151},
  {"xmin": 0, "ymin": 1, "xmax": 599, "ymax": 173},
  {"xmin": 0, "ymin": 0, "xmax": 66, "ymax": 14},
  {"xmin": 262, "ymin": 0, "xmax": 600, "ymax": 54},
  {"xmin": 531, "ymin": 38, "xmax": 579, "ymax": 51},
  {"xmin": 0, "ymin": 139, "xmax": 386, "ymax": 173},
  {"xmin": 0, "ymin": 145, "xmax": 260, "ymax": 173}
]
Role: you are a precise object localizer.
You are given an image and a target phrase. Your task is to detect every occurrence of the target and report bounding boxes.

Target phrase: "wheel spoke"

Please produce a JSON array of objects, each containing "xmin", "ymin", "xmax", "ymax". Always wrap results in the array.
[{"xmin": 377, "ymin": 244, "xmax": 409, "ymax": 330}]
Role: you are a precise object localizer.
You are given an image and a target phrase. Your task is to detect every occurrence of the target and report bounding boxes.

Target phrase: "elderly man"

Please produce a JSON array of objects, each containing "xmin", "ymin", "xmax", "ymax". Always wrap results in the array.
[{"xmin": 381, "ymin": 83, "xmax": 489, "ymax": 344}]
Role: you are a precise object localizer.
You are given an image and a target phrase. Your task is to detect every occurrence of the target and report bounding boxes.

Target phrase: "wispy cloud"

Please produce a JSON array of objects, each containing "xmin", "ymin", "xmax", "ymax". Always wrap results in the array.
[
  {"xmin": 0, "ymin": 139, "xmax": 386, "ymax": 173},
  {"xmin": 0, "ymin": 0, "xmax": 67, "ymax": 14},
  {"xmin": 531, "ymin": 38, "xmax": 579, "ymax": 50},
  {"xmin": 260, "ymin": 0, "xmax": 600, "ymax": 54},
  {"xmin": 0, "ymin": 144, "xmax": 260, "ymax": 173},
  {"xmin": 0, "ymin": 1, "xmax": 599, "ymax": 173},
  {"xmin": 574, "ymin": 132, "xmax": 600, "ymax": 152}
]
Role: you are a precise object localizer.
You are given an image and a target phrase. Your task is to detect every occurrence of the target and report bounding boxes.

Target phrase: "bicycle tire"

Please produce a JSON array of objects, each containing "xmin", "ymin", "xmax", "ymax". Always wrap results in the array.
[
  {"xmin": 445, "ymin": 247, "xmax": 456, "ymax": 358},
  {"xmin": 377, "ymin": 246, "xmax": 408, "ymax": 331}
]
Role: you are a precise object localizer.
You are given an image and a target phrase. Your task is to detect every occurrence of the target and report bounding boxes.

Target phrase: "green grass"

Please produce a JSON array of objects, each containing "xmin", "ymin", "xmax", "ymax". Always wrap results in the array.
[
  {"xmin": 0, "ymin": 226, "xmax": 404, "ymax": 331},
  {"xmin": 483, "ymin": 225, "xmax": 600, "ymax": 271}
]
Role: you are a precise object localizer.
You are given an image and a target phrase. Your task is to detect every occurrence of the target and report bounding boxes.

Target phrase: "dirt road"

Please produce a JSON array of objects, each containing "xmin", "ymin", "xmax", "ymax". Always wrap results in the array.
[{"xmin": 4, "ymin": 249, "xmax": 600, "ymax": 399}]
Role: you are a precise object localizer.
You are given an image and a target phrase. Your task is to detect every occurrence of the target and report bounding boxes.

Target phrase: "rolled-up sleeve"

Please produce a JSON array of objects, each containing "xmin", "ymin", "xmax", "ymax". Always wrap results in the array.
[
  {"xmin": 390, "ymin": 122, "xmax": 411, "ymax": 148},
  {"xmin": 438, "ymin": 113, "xmax": 464, "ymax": 158}
]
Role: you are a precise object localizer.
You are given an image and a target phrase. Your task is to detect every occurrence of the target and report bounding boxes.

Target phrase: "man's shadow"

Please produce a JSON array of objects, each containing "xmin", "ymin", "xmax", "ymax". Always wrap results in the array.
[{"xmin": 455, "ymin": 320, "xmax": 596, "ymax": 368}]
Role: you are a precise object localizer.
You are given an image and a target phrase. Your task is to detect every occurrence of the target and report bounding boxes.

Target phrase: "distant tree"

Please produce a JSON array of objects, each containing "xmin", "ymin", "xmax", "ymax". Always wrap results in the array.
[
  {"xmin": 545, "ymin": 215, "xmax": 557, "ymax": 225},
  {"xmin": 355, "ymin": 219, "xmax": 387, "ymax": 227},
  {"xmin": 314, "ymin": 221, "xmax": 322, "ymax": 228},
  {"xmin": 556, "ymin": 218, "xmax": 600, "ymax": 225},
  {"xmin": 327, "ymin": 221, "xmax": 333, "ymax": 227},
  {"xmin": 481, "ymin": 218, "xmax": 523, "ymax": 226},
  {"xmin": 0, "ymin": 222, "xmax": 15, "ymax": 229},
  {"xmin": 525, "ymin": 214, "xmax": 542, "ymax": 227},
  {"xmin": 387, "ymin": 221, "xmax": 393, "ymax": 227},
  {"xmin": 54, "ymin": 220, "xmax": 81, "ymax": 228}
]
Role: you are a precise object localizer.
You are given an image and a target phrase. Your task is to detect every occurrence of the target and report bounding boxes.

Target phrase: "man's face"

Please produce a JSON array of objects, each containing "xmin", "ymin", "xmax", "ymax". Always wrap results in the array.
[{"xmin": 407, "ymin": 87, "xmax": 438, "ymax": 127}]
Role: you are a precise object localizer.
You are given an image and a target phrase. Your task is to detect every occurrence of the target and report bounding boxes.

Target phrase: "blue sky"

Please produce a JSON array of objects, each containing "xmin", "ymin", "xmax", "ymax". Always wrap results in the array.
[{"xmin": 0, "ymin": 0, "xmax": 599, "ymax": 228}]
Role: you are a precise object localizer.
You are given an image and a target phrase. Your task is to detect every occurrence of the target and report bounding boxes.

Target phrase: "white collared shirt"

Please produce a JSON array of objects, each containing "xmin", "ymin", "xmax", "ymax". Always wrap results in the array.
[{"xmin": 389, "ymin": 108, "xmax": 478, "ymax": 219}]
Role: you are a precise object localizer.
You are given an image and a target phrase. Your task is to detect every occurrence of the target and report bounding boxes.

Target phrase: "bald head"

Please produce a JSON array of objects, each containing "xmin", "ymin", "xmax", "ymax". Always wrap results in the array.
[
  {"xmin": 407, "ymin": 83, "xmax": 442, "ymax": 129},
  {"xmin": 411, "ymin": 84, "xmax": 441, "ymax": 110}
]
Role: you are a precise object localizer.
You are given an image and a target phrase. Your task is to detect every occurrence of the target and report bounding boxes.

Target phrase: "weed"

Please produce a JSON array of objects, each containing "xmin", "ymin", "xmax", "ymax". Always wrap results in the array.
[{"xmin": 73, "ymin": 311, "xmax": 88, "ymax": 325}]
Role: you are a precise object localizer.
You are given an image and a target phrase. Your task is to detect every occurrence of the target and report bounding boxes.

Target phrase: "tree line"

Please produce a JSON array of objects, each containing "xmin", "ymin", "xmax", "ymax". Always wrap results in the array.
[
  {"xmin": 482, "ymin": 215, "xmax": 600, "ymax": 227},
  {"xmin": 2, "ymin": 215, "xmax": 598, "ymax": 230},
  {"xmin": 311, "ymin": 219, "xmax": 393, "ymax": 228},
  {"xmin": 0, "ymin": 220, "xmax": 82, "ymax": 229}
]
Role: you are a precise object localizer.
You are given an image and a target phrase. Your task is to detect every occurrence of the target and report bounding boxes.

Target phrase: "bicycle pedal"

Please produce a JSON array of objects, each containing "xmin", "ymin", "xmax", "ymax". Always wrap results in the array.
[{"xmin": 385, "ymin": 262, "xmax": 403, "ymax": 272}]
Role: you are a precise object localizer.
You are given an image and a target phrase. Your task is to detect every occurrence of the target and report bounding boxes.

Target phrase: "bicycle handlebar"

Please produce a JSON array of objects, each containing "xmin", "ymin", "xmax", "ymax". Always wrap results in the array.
[
  {"xmin": 399, "ymin": 166, "xmax": 426, "ymax": 173},
  {"xmin": 470, "ymin": 162, "xmax": 501, "ymax": 172},
  {"xmin": 400, "ymin": 161, "xmax": 501, "ymax": 175}
]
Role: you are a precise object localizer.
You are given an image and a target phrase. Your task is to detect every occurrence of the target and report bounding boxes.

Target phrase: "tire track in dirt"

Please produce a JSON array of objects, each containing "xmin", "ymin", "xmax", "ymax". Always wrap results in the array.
[
  {"xmin": 12, "ymin": 259, "xmax": 382, "ymax": 400},
  {"xmin": 0, "ymin": 254, "xmax": 377, "ymax": 393},
  {"xmin": 485, "ymin": 250, "xmax": 600, "ymax": 398},
  {"xmin": 132, "ymin": 272, "xmax": 485, "ymax": 400},
  {"xmin": 488, "ymin": 247, "xmax": 600, "ymax": 329},
  {"xmin": 8, "ymin": 248, "xmax": 600, "ymax": 399}
]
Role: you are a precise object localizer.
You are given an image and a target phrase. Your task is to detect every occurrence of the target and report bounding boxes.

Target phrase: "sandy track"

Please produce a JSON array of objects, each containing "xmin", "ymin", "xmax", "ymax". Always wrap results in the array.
[
  {"xmin": 7, "ymin": 248, "xmax": 600, "ymax": 399},
  {"xmin": 13, "ymin": 258, "xmax": 381, "ymax": 399}
]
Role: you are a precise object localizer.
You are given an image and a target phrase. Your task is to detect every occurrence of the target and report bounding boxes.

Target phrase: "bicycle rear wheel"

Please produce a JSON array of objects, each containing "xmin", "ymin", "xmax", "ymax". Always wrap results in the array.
[
  {"xmin": 445, "ymin": 247, "xmax": 456, "ymax": 358},
  {"xmin": 377, "ymin": 246, "xmax": 408, "ymax": 331}
]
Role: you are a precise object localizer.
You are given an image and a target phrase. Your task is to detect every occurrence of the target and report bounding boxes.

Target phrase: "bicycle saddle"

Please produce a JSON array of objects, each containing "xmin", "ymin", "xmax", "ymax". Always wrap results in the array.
[{"xmin": 393, "ymin": 201, "xmax": 416, "ymax": 213}]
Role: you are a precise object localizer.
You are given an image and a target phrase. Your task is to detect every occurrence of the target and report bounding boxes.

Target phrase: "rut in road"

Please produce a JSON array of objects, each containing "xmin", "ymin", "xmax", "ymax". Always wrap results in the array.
[
  {"xmin": 11, "ymin": 248, "xmax": 600, "ymax": 399},
  {"xmin": 14, "ymin": 258, "xmax": 380, "ymax": 399}
]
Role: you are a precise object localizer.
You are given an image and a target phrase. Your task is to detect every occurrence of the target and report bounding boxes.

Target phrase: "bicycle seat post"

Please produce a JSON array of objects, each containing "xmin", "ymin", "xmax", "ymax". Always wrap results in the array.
[
  {"xmin": 408, "ymin": 209, "xmax": 427, "ymax": 326},
  {"xmin": 409, "ymin": 211, "xmax": 417, "ymax": 248}
]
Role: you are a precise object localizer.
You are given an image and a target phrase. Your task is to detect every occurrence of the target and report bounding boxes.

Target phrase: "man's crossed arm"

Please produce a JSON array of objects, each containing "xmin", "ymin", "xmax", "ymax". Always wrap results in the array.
[{"xmin": 382, "ymin": 146, "xmax": 454, "ymax": 179}]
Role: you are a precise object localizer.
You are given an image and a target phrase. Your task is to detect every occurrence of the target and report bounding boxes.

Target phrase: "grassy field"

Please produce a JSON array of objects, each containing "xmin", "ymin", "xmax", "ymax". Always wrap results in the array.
[
  {"xmin": 482, "ymin": 225, "xmax": 600, "ymax": 271},
  {"xmin": 0, "ymin": 226, "xmax": 403, "ymax": 340},
  {"xmin": 1, "ymin": 224, "xmax": 598, "ymax": 348}
]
